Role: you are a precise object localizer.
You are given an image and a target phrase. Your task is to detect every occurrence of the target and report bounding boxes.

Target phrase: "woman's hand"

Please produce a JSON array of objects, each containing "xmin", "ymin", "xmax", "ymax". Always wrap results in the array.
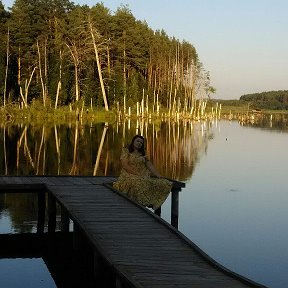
[{"xmin": 146, "ymin": 160, "xmax": 162, "ymax": 178}]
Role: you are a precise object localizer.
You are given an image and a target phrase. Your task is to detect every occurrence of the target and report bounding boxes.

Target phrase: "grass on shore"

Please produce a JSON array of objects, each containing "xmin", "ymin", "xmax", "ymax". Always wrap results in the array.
[{"xmin": 1, "ymin": 101, "xmax": 287, "ymax": 125}]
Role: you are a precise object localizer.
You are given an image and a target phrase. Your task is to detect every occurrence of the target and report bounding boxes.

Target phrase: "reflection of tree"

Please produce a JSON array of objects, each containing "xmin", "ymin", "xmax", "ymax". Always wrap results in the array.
[
  {"xmin": 17, "ymin": 126, "xmax": 35, "ymax": 171},
  {"xmin": 4, "ymin": 193, "xmax": 38, "ymax": 233},
  {"xmin": 240, "ymin": 114, "xmax": 288, "ymax": 132},
  {"xmin": 0, "ymin": 119, "xmax": 210, "ymax": 180},
  {"xmin": 54, "ymin": 125, "xmax": 61, "ymax": 175},
  {"xmin": 15, "ymin": 125, "xmax": 48, "ymax": 175},
  {"xmin": 3, "ymin": 126, "xmax": 8, "ymax": 175},
  {"xmin": 36, "ymin": 126, "xmax": 46, "ymax": 175},
  {"xmin": 0, "ymin": 120, "xmax": 211, "ymax": 231},
  {"xmin": 105, "ymin": 119, "xmax": 210, "ymax": 181},
  {"xmin": 2, "ymin": 117, "xmax": 288, "ymax": 231},
  {"xmin": 93, "ymin": 123, "xmax": 108, "ymax": 176},
  {"xmin": 147, "ymin": 120, "xmax": 209, "ymax": 181},
  {"xmin": 70, "ymin": 121, "xmax": 79, "ymax": 175}
]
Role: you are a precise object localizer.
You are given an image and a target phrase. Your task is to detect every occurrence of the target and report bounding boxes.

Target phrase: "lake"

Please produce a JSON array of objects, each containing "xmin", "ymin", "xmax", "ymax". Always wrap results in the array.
[{"xmin": 0, "ymin": 115, "xmax": 288, "ymax": 287}]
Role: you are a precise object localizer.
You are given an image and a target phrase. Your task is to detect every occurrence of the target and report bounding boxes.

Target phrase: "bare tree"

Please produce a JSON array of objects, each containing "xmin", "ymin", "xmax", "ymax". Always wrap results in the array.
[
  {"xmin": 65, "ymin": 39, "xmax": 81, "ymax": 102},
  {"xmin": 88, "ymin": 18, "xmax": 109, "ymax": 111},
  {"xmin": 19, "ymin": 66, "xmax": 37, "ymax": 108},
  {"xmin": 37, "ymin": 39, "xmax": 48, "ymax": 107}
]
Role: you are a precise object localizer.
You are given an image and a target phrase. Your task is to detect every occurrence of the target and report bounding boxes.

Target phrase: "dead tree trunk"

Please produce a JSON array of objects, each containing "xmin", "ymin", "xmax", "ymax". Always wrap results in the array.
[
  {"xmin": 37, "ymin": 39, "xmax": 47, "ymax": 107},
  {"xmin": 19, "ymin": 66, "xmax": 37, "ymax": 108},
  {"xmin": 65, "ymin": 42, "xmax": 80, "ymax": 102},
  {"xmin": 55, "ymin": 50, "xmax": 62, "ymax": 109},
  {"xmin": 89, "ymin": 20, "xmax": 109, "ymax": 111}
]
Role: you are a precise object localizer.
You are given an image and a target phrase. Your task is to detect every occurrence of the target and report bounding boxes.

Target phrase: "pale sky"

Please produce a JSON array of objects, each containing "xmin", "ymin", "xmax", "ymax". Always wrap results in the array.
[{"xmin": 2, "ymin": 0, "xmax": 288, "ymax": 99}]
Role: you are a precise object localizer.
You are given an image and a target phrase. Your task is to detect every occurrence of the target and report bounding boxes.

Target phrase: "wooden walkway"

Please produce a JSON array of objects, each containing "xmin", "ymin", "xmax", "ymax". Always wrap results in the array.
[{"xmin": 0, "ymin": 176, "xmax": 267, "ymax": 288}]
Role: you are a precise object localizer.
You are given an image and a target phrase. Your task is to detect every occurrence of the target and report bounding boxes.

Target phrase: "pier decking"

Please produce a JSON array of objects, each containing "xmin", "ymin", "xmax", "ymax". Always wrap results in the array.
[{"xmin": 0, "ymin": 176, "xmax": 267, "ymax": 288}]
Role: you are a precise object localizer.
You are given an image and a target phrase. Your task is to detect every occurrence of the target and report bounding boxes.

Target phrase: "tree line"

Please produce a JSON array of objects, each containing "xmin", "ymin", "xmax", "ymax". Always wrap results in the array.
[
  {"xmin": 240, "ymin": 90, "xmax": 288, "ymax": 110},
  {"xmin": 0, "ymin": 0, "xmax": 214, "ymax": 114}
]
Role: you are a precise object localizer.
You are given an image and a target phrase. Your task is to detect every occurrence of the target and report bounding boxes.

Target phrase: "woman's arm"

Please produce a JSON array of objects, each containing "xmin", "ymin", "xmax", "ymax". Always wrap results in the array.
[{"xmin": 145, "ymin": 159, "xmax": 162, "ymax": 178}]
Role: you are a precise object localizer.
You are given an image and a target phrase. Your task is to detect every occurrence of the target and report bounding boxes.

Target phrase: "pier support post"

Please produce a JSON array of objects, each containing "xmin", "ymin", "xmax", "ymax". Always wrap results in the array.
[
  {"xmin": 93, "ymin": 249, "xmax": 102, "ymax": 280},
  {"xmin": 93, "ymin": 248, "xmax": 115, "ymax": 287},
  {"xmin": 171, "ymin": 188, "xmax": 179, "ymax": 228},
  {"xmin": 60, "ymin": 205, "xmax": 70, "ymax": 232},
  {"xmin": 154, "ymin": 206, "xmax": 161, "ymax": 216},
  {"xmin": 115, "ymin": 277, "xmax": 125, "ymax": 288},
  {"xmin": 48, "ymin": 193, "xmax": 56, "ymax": 233},
  {"xmin": 170, "ymin": 180, "xmax": 185, "ymax": 229},
  {"xmin": 73, "ymin": 223, "xmax": 82, "ymax": 252},
  {"xmin": 37, "ymin": 191, "xmax": 45, "ymax": 234}
]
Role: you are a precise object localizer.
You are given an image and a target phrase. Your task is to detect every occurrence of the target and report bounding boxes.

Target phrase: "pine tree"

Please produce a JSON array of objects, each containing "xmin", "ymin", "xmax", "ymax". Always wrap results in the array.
[{"xmin": 0, "ymin": 1, "xmax": 10, "ymax": 104}]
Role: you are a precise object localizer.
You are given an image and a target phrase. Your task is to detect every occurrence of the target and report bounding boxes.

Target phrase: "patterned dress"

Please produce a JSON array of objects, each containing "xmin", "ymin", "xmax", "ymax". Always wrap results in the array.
[{"xmin": 113, "ymin": 148, "xmax": 172, "ymax": 210}]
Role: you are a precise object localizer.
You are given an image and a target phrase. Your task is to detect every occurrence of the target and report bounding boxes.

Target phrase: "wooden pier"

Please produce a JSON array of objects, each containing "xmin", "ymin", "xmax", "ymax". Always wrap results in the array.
[{"xmin": 0, "ymin": 176, "xmax": 267, "ymax": 288}]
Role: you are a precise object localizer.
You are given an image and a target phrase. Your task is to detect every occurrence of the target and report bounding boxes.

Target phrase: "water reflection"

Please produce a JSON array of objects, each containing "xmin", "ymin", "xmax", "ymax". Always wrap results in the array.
[
  {"xmin": 1, "ymin": 116, "xmax": 288, "ymax": 287},
  {"xmin": 0, "ymin": 232, "xmax": 97, "ymax": 287},
  {"xmin": 1, "ymin": 118, "xmax": 211, "ymax": 236},
  {"xmin": 0, "ymin": 258, "xmax": 55, "ymax": 288},
  {"xmin": 0, "ymin": 119, "xmax": 212, "ymax": 180},
  {"xmin": 0, "ymin": 193, "xmax": 38, "ymax": 233},
  {"xmin": 239, "ymin": 113, "xmax": 288, "ymax": 132}
]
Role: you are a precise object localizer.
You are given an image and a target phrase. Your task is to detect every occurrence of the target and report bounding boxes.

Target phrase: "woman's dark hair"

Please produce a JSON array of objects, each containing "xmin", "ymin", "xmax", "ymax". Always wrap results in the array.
[{"xmin": 128, "ymin": 135, "xmax": 145, "ymax": 155}]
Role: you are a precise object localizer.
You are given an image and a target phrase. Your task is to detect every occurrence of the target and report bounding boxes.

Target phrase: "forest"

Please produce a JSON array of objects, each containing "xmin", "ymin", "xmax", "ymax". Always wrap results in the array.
[
  {"xmin": 240, "ymin": 90, "xmax": 288, "ymax": 110},
  {"xmin": 0, "ymin": 0, "xmax": 214, "ymax": 115}
]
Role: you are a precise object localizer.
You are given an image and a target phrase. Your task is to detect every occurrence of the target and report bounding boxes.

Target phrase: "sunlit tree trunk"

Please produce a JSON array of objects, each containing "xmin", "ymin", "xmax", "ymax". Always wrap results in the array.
[
  {"xmin": 147, "ymin": 47, "xmax": 154, "ymax": 92},
  {"xmin": 107, "ymin": 45, "xmax": 111, "ymax": 78},
  {"xmin": 37, "ymin": 39, "xmax": 47, "ymax": 107},
  {"xmin": 123, "ymin": 31, "xmax": 127, "ymax": 114},
  {"xmin": 19, "ymin": 66, "xmax": 37, "ymax": 108},
  {"xmin": 3, "ymin": 27, "xmax": 9, "ymax": 107},
  {"xmin": 55, "ymin": 50, "xmax": 62, "ymax": 109},
  {"xmin": 89, "ymin": 20, "xmax": 109, "ymax": 111},
  {"xmin": 172, "ymin": 45, "xmax": 180, "ymax": 114},
  {"xmin": 17, "ymin": 46, "xmax": 21, "ymax": 92},
  {"xmin": 65, "ymin": 42, "xmax": 80, "ymax": 102}
]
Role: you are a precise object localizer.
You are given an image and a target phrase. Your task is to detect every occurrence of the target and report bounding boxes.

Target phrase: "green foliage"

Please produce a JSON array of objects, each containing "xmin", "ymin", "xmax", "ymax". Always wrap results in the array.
[
  {"xmin": 240, "ymin": 90, "xmax": 288, "ymax": 110},
  {"xmin": 0, "ymin": 0, "xmax": 208, "ymax": 113},
  {"xmin": 0, "ymin": 1, "xmax": 9, "ymax": 97}
]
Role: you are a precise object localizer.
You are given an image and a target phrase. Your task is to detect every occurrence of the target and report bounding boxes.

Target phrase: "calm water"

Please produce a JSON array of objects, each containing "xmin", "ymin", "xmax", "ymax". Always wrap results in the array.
[
  {"xmin": 0, "ymin": 116, "xmax": 288, "ymax": 287},
  {"xmin": 170, "ymin": 120, "xmax": 288, "ymax": 288},
  {"xmin": 0, "ymin": 259, "xmax": 55, "ymax": 287}
]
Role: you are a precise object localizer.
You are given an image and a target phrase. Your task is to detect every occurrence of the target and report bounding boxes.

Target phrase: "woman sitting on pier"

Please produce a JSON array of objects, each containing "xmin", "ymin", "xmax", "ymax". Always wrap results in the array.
[{"xmin": 113, "ymin": 135, "xmax": 172, "ymax": 210}]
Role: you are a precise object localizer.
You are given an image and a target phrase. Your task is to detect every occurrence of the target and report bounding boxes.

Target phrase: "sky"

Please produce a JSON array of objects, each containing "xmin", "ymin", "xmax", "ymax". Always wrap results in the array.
[{"xmin": 2, "ymin": 0, "xmax": 288, "ymax": 99}]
